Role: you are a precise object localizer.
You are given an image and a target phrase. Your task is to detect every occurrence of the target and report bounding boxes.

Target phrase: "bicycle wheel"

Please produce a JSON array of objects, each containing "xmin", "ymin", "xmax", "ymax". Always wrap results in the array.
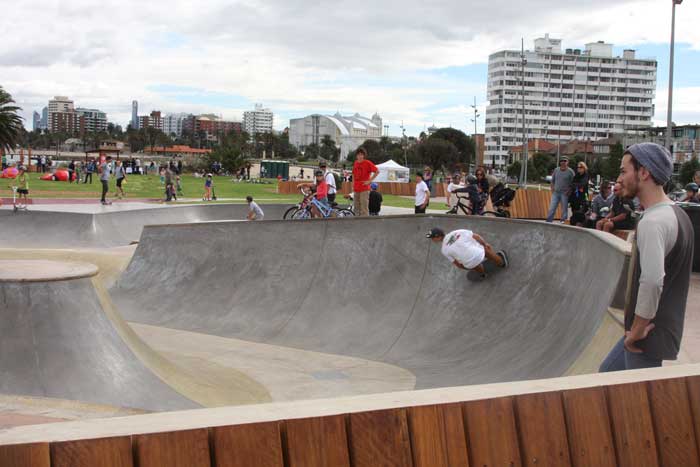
[
  {"xmin": 291, "ymin": 207, "xmax": 312, "ymax": 220},
  {"xmin": 283, "ymin": 206, "xmax": 299, "ymax": 219},
  {"xmin": 336, "ymin": 208, "xmax": 354, "ymax": 217}
]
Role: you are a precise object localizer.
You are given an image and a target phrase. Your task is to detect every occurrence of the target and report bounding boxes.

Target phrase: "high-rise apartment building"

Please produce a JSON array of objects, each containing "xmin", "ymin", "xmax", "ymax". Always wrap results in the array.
[
  {"xmin": 76, "ymin": 108, "xmax": 108, "ymax": 133},
  {"xmin": 40, "ymin": 107, "xmax": 48, "ymax": 130},
  {"xmin": 131, "ymin": 101, "xmax": 139, "ymax": 130},
  {"xmin": 485, "ymin": 35, "xmax": 657, "ymax": 169},
  {"xmin": 182, "ymin": 115, "xmax": 242, "ymax": 141},
  {"xmin": 139, "ymin": 111, "xmax": 163, "ymax": 131},
  {"xmin": 163, "ymin": 113, "xmax": 191, "ymax": 138},
  {"xmin": 243, "ymin": 104, "xmax": 274, "ymax": 135},
  {"xmin": 47, "ymin": 96, "xmax": 76, "ymax": 133},
  {"xmin": 32, "ymin": 111, "xmax": 41, "ymax": 131}
]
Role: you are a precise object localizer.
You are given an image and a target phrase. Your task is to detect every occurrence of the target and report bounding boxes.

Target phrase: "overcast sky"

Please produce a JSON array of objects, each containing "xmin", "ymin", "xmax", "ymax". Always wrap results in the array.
[{"xmin": 2, "ymin": 0, "xmax": 699, "ymax": 136}]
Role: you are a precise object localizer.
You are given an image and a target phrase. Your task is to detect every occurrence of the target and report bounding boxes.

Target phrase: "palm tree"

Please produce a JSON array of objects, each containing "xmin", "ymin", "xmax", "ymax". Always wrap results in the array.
[{"xmin": 0, "ymin": 86, "xmax": 24, "ymax": 152}]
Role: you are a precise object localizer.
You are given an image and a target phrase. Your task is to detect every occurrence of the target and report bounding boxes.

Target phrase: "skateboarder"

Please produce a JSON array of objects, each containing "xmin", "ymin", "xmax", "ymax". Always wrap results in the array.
[
  {"xmin": 246, "ymin": 196, "xmax": 265, "ymax": 220},
  {"xmin": 426, "ymin": 227, "xmax": 508, "ymax": 278}
]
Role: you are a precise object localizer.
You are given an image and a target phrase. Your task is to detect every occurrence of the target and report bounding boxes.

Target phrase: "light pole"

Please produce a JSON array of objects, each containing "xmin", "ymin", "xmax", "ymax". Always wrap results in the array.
[
  {"xmin": 519, "ymin": 38, "xmax": 529, "ymax": 188},
  {"xmin": 400, "ymin": 121, "xmax": 408, "ymax": 167},
  {"xmin": 666, "ymin": 0, "xmax": 683, "ymax": 153},
  {"xmin": 470, "ymin": 96, "xmax": 480, "ymax": 171}
]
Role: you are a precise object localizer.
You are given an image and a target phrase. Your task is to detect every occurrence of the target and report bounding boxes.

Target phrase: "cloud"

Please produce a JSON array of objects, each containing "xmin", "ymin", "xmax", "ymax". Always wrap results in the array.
[{"xmin": 2, "ymin": 0, "xmax": 699, "ymax": 135}]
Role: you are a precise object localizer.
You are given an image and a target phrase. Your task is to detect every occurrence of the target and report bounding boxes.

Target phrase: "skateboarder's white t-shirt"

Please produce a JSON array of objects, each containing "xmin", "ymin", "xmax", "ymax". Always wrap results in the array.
[{"xmin": 441, "ymin": 229, "xmax": 485, "ymax": 270}]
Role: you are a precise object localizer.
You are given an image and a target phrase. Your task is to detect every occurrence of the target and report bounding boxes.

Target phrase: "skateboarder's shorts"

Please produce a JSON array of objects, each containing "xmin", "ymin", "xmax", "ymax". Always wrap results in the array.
[
  {"xmin": 17, "ymin": 189, "xmax": 28, "ymax": 195},
  {"xmin": 116, "ymin": 177, "xmax": 124, "ymax": 188}
]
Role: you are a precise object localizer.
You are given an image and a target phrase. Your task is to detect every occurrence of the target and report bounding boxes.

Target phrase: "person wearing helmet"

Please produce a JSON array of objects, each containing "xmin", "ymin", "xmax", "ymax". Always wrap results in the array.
[
  {"xmin": 369, "ymin": 182, "xmax": 383, "ymax": 216},
  {"xmin": 297, "ymin": 169, "xmax": 330, "ymax": 217},
  {"xmin": 426, "ymin": 227, "xmax": 508, "ymax": 279},
  {"xmin": 682, "ymin": 183, "xmax": 699, "ymax": 203}
]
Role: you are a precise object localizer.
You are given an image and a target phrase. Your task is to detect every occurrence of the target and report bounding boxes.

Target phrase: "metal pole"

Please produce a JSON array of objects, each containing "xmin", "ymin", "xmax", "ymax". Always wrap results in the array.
[
  {"xmin": 666, "ymin": 0, "xmax": 682, "ymax": 152},
  {"xmin": 471, "ymin": 96, "xmax": 480, "ymax": 170},
  {"xmin": 520, "ymin": 38, "xmax": 529, "ymax": 187}
]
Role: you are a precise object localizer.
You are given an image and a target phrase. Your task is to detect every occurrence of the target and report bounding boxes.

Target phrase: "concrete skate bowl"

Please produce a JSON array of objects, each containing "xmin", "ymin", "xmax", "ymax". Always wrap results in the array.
[
  {"xmin": 0, "ymin": 203, "xmax": 289, "ymax": 249},
  {"xmin": 113, "ymin": 215, "xmax": 629, "ymax": 391}
]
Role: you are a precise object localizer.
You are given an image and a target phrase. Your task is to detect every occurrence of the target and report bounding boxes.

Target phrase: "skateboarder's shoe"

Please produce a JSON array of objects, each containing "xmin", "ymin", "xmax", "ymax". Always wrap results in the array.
[{"xmin": 497, "ymin": 250, "xmax": 509, "ymax": 268}]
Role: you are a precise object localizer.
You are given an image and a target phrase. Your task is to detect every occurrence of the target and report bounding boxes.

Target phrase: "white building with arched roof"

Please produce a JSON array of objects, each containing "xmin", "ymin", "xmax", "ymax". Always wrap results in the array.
[{"xmin": 289, "ymin": 112, "xmax": 383, "ymax": 160}]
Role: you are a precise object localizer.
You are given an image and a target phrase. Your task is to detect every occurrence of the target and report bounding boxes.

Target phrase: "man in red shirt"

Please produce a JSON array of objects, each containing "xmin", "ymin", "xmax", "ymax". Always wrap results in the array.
[{"xmin": 352, "ymin": 147, "xmax": 379, "ymax": 216}]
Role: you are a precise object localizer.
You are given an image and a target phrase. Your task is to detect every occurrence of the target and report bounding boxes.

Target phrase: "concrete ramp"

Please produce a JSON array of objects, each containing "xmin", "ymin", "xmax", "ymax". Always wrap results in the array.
[
  {"xmin": 114, "ymin": 215, "xmax": 629, "ymax": 390},
  {"xmin": 0, "ymin": 204, "xmax": 290, "ymax": 249}
]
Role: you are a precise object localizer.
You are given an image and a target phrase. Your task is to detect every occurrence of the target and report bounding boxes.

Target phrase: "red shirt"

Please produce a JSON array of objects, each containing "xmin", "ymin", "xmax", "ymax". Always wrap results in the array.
[
  {"xmin": 353, "ymin": 159, "xmax": 378, "ymax": 192},
  {"xmin": 315, "ymin": 180, "xmax": 328, "ymax": 199}
]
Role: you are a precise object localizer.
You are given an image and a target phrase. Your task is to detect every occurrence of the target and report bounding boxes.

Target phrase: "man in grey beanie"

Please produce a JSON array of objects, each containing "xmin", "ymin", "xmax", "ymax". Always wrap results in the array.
[{"xmin": 600, "ymin": 142, "xmax": 694, "ymax": 372}]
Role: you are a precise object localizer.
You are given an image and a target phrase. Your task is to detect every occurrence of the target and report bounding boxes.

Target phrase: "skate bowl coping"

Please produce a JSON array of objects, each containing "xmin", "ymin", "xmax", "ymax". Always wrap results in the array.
[{"xmin": 1, "ymin": 363, "xmax": 699, "ymax": 466}]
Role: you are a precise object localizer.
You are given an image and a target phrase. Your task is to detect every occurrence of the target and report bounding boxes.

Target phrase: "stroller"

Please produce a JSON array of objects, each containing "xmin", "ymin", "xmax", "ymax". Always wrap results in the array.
[{"xmin": 488, "ymin": 183, "xmax": 516, "ymax": 217}]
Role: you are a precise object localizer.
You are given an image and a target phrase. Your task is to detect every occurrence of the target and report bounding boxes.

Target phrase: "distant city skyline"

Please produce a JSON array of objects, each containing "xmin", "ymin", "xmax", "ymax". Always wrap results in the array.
[{"xmin": 3, "ymin": 1, "xmax": 699, "ymax": 137}]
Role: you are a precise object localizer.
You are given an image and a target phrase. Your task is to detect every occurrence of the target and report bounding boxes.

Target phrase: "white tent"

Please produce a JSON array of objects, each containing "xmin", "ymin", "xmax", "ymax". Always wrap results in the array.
[{"xmin": 375, "ymin": 159, "xmax": 410, "ymax": 183}]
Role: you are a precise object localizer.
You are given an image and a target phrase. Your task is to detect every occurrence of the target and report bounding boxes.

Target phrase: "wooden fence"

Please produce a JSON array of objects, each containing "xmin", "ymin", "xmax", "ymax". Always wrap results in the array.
[
  {"xmin": 2, "ymin": 364, "xmax": 699, "ymax": 467},
  {"xmin": 278, "ymin": 181, "xmax": 560, "ymax": 219}
]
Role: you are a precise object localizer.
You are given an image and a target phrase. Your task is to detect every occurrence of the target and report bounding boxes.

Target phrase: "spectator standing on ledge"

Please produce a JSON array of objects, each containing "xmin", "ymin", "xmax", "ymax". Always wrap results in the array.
[
  {"xmin": 600, "ymin": 143, "xmax": 694, "ymax": 372},
  {"xmin": 569, "ymin": 161, "xmax": 590, "ymax": 226},
  {"xmin": 352, "ymin": 147, "xmax": 379, "ymax": 216},
  {"xmin": 546, "ymin": 157, "xmax": 575, "ymax": 223},
  {"xmin": 99, "ymin": 156, "xmax": 112, "ymax": 205},
  {"xmin": 369, "ymin": 182, "xmax": 383, "ymax": 216},
  {"xmin": 415, "ymin": 172, "xmax": 430, "ymax": 214}
]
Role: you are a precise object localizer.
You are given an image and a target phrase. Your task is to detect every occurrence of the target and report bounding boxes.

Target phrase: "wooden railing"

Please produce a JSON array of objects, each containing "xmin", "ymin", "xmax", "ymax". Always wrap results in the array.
[
  {"xmin": 2, "ymin": 364, "xmax": 699, "ymax": 467},
  {"xmin": 278, "ymin": 181, "xmax": 560, "ymax": 219}
]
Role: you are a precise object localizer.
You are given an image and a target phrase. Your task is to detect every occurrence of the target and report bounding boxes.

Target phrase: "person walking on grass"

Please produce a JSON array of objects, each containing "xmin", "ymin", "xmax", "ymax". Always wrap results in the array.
[
  {"xmin": 546, "ymin": 157, "xmax": 575, "ymax": 223},
  {"xmin": 600, "ymin": 143, "xmax": 694, "ymax": 372},
  {"xmin": 99, "ymin": 156, "xmax": 112, "ymax": 205},
  {"xmin": 352, "ymin": 147, "xmax": 379, "ymax": 216},
  {"xmin": 414, "ymin": 172, "xmax": 430, "ymax": 214},
  {"xmin": 114, "ymin": 160, "xmax": 127, "ymax": 199},
  {"xmin": 84, "ymin": 159, "xmax": 95, "ymax": 184}
]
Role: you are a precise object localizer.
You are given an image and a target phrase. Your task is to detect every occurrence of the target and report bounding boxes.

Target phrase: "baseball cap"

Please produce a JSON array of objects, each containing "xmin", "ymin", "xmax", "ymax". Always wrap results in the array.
[
  {"xmin": 426, "ymin": 227, "xmax": 445, "ymax": 239},
  {"xmin": 559, "ymin": 157, "xmax": 568, "ymax": 163}
]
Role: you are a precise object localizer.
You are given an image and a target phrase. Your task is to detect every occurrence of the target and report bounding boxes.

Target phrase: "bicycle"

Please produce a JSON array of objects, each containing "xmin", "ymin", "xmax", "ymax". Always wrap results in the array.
[
  {"xmin": 446, "ymin": 187, "xmax": 511, "ymax": 218},
  {"xmin": 285, "ymin": 188, "xmax": 353, "ymax": 219}
]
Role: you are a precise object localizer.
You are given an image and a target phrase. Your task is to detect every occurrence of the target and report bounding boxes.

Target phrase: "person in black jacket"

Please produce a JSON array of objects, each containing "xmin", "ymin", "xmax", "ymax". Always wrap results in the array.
[
  {"xmin": 369, "ymin": 182, "xmax": 383, "ymax": 215},
  {"xmin": 569, "ymin": 161, "xmax": 590, "ymax": 226}
]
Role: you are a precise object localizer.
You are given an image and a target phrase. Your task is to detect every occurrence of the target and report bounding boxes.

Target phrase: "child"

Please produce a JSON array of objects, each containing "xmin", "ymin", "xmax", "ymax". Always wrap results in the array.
[
  {"xmin": 203, "ymin": 173, "xmax": 213, "ymax": 201},
  {"xmin": 159, "ymin": 167, "xmax": 165, "ymax": 185},
  {"xmin": 369, "ymin": 182, "xmax": 383, "ymax": 216},
  {"xmin": 15, "ymin": 166, "xmax": 29, "ymax": 207},
  {"xmin": 246, "ymin": 196, "xmax": 265, "ymax": 220},
  {"xmin": 297, "ymin": 170, "xmax": 329, "ymax": 217}
]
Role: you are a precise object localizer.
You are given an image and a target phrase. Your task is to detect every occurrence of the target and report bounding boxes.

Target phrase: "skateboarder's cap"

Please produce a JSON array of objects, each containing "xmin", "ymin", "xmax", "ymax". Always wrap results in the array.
[{"xmin": 426, "ymin": 227, "xmax": 445, "ymax": 239}]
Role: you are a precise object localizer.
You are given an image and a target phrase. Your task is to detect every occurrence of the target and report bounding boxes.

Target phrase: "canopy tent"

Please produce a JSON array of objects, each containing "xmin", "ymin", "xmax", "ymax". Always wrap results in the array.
[{"xmin": 374, "ymin": 159, "xmax": 410, "ymax": 183}]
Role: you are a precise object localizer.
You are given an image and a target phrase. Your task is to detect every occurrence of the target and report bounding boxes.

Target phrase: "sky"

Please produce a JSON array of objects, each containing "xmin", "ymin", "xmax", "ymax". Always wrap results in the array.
[{"xmin": 2, "ymin": 0, "xmax": 700, "ymax": 137}]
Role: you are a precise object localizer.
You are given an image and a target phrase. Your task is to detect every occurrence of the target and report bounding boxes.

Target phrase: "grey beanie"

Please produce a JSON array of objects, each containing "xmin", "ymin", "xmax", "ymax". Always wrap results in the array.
[{"xmin": 625, "ymin": 143, "xmax": 673, "ymax": 184}]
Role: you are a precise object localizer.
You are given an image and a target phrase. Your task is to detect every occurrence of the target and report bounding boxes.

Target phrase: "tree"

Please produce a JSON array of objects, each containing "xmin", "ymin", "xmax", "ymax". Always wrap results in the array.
[
  {"xmin": 429, "ymin": 128, "xmax": 475, "ymax": 168},
  {"xmin": 679, "ymin": 156, "xmax": 700, "ymax": 184},
  {"xmin": 531, "ymin": 152, "xmax": 556, "ymax": 181},
  {"xmin": 0, "ymin": 86, "xmax": 24, "ymax": 153},
  {"xmin": 602, "ymin": 142, "xmax": 624, "ymax": 182},
  {"xmin": 507, "ymin": 161, "xmax": 521, "ymax": 179},
  {"xmin": 416, "ymin": 138, "xmax": 460, "ymax": 173},
  {"xmin": 320, "ymin": 135, "xmax": 340, "ymax": 162},
  {"xmin": 207, "ymin": 134, "xmax": 248, "ymax": 174}
]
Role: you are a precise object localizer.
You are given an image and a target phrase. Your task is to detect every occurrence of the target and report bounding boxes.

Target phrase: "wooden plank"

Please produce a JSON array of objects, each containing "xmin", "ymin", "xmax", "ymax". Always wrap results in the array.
[
  {"xmin": 348, "ymin": 409, "xmax": 413, "ymax": 467},
  {"xmin": 212, "ymin": 422, "xmax": 283, "ymax": 467},
  {"xmin": 606, "ymin": 382, "xmax": 659, "ymax": 467},
  {"xmin": 688, "ymin": 376, "xmax": 700, "ymax": 458},
  {"xmin": 562, "ymin": 387, "xmax": 616, "ymax": 467},
  {"xmin": 284, "ymin": 415, "xmax": 350, "ymax": 467},
  {"xmin": 648, "ymin": 378, "xmax": 700, "ymax": 466},
  {"xmin": 133, "ymin": 429, "xmax": 210, "ymax": 467},
  {"xmin": 515, "ymin": 392, "xmax": 572, "ymax": 467},
  {"xmin": 51, "ymin": 436, "xmax": 133, "ymax": 467},
  {"xmin": 407, "ymin": 403, "xmax": 469, "ymax": 467},
  {"xmin": 463, "ymin": 397, "xmax": 522, "ymax": 467},
  {"xmin": 0, "ymin": 442, "xmax": 50, "ymax": 467}
]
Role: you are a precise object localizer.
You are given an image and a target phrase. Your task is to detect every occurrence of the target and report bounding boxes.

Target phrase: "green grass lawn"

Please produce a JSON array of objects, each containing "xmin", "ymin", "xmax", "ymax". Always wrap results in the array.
[{"xmin": 0, "ymin": 173, "xmax": 417, "ymax": 208}]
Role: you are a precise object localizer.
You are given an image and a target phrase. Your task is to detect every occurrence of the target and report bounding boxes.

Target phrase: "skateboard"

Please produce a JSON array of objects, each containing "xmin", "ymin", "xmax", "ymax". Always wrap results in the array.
[{"xmin": 466, "ymin": 252, "xmax": 508, "ymax": 282}]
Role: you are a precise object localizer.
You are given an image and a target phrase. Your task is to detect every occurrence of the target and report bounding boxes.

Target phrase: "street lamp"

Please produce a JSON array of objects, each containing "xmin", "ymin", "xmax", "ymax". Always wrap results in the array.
[
  {"xmin": 666, "ymin": 0, "xmax": 683, "ymax": 153},
  {"xmin": 471, "ymin": 96, "xmax": 480, "ymax": 171},
  {"xmin": 519, "ymin": 37, "xmax": 529, "ymax": 188},
  {"xmin": 400, "ymin": 121, "xmax": 408, "ymax": 167}
]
